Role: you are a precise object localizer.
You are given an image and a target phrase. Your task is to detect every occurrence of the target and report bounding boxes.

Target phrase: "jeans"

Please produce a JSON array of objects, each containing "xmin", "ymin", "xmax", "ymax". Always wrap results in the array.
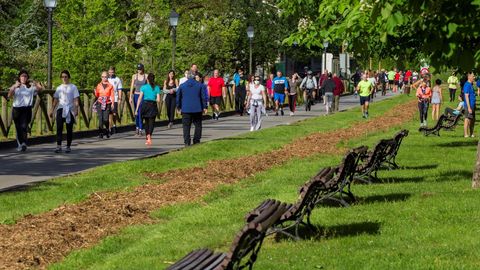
[
  {"xmin": 56, "ymin": 109, "xmax": 74, "ymax": 147},
  {"xmin": 418, "ymin": 101, "xmax": 429, "ymax": 123},
  {"xmin": 133, "ymin": 93, "xmax": 143, "ymax": 130},
  {"xmin": 182, "ymin": 112, "xmax": 203, "ymax": 145},
  {"xmin": 235, "ymin": 90, "xmax": 246, "ymax": 115},
  {"xmin": 12, "ymin": 106, "xmax": 32, "ymax": 146},
  {"xmin": 165, "ymin": 94, "xmax": 176, "ymax": 123}
]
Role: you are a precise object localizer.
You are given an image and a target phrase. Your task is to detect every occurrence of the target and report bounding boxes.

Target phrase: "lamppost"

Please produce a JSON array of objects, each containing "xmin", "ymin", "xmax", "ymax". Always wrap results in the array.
[
  {"xmin": 247, "ymin": 26, "xmax": 254, "ymax": 75},
  {"xmin": 323, "ymin": 40, "xmax": 329, "ymax": 74},
  {"xmin": 343, "ymin": 41, "xmax": 348, "ymax": 79},
  {"xmin": 169, "ymin": 10, "xmax": 179, "ymax": 70},
  {"xmin": 44, "ymin": 0, "xmax": 57, "ymax": 90}
]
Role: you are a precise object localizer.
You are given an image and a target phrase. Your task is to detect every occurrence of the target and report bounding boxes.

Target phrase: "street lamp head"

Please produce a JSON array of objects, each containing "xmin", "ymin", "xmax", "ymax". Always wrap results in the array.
[
  {"xmin": 169, "ymin": 10, "xmax": 179, "ymax": 27},
  {"xmin": 43, "ymin": 0, "xmax": 57, "ymax": 9},
  {"xmin": 246, "ymin": 26, "xmax": 254, "ymax": 39},
  {"xmin": 323, "ymin": 40, "xmax": 329, "ymax": 48}
]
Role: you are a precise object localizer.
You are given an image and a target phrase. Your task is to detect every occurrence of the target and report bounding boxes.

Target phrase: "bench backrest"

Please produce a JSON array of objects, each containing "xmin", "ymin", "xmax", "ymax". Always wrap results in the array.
[
  {"xmin": 390, "ymin": 129, "xmax": 409, "ymax": 157},
  {"xmin": 360, "ymin": 139, "xmax": 394, "ymax": 169}
]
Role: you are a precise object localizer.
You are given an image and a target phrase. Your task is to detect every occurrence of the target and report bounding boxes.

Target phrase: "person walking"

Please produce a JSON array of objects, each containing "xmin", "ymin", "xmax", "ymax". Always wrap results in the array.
[
  {"xmin": 246, "ymin": 75, "xmax": 267, "ymax": 131},
  {"xmin": 176, "ymin": 70, "xmax": 208, "ymax": 146},
  {"xmin": 107, "ymin": 66, "xmax": 123, "ymax": 134},
  {"xmin": 50, "ymin": 70, "xmax": 79, "ymax": 153},
  {"xmin": 332, "ymin": 73, "xmax": 344, "ymax": 112},
  {"xmin": 233, "ymin": 68, "xmax": 248, "ymax": 116},
  {"xmin": 135, "ymin": 73, "xmax": 160, "ymax": 145},
  {"xmin": 447, "ymin": 72, "xmax": 459, "ymax": 102},
  {"xmin": 387, "ymin": 68, "xmax": 396, "ymax": 92},
  {"xmin": 378, "ymin": 69, "xmax": 387, "ymax": 96},
  {"xmin": 272, "ymin": 70, "xmax": 289, "ymax": 116},
  {"xmin": 7, "ymin": 70, "xmax": 43, "ymax": 152},
  {"xmin": 94, "ymin": 71, "xmax": 115, "ymax": 138},
  {"xmin": 163, "ymin": 70, "xmax": 179, "ymax": 128},
  {"xmin": 208, "ymin": 69, "xmax": 226, "ymax": 120},
  {"xmin": 322, "ymin": 73, "xmax": 336, "ymax": 114},
  {"xmin": 266, "ymin": 73, "xmax": 274, "ymax": 110},
  {"xmin": 431, "ymin": 79, "xmax": 443, "ymax": 121},
  {"xmin": 288, "ymin": 73, "xmax": 301, "ymax": 116},
  {"xmin": 357, "ymin": 74, "xmax": 373, "ymax": 118},
  {"xmin": 463, "ymin": 72, "xmax": 476, "ymax": 138},
  {"xmin": 416, "ymin": 81, "xmax": 432, "ymax": 127},
  {"xmin": 129, "ymin": 64, "xmax": 146, "ymax": 136}
]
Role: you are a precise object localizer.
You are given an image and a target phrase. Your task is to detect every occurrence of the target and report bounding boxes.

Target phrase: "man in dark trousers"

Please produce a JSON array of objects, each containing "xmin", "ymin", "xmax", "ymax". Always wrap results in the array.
[{"xmin": 176, "ymin": 70, "xmax": 208, "ymax": 146}]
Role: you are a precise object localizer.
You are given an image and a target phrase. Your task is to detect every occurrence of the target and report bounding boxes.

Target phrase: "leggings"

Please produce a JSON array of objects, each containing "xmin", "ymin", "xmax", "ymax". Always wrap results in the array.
[
  {"xmin": 235, "ymin": 90, "xmax": 246, "ymax": 114},
  {"xmin": 165, "ymin": 94, "xmax": 176, "ymax": 123},
  {"xmin": 143, "ymin": 117, "xmax": 155, "ymax": 136},
  {"xmin": 449, "ymin": 88, "xmax": 456, "ymax": 102},
  {"xmin": 12, "ymin": 106, "xmax": 32, "ymax": 146},
  {"xmin": 56, "ymin": 109, "xmax": 74, "ymax": 147},
  {"xmin": 418, "ymin": 101, "xmax": 429, "ymax": 123},
  {"xmin": 97, "ymin": 103, "xmax": 111, "ymax": 135},
  {"xmin": 288, "ymin": 94, "xmax": 297, "ymax": 113},
  {"xmin": 133, "ymin": 93, "xmax": 143, "ymax": 130}
]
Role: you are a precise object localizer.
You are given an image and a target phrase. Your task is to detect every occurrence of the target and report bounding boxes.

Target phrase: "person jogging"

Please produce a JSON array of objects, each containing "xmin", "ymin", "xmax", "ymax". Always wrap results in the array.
[
  {"xmin": 357, "ymin": 74, "xmax": 373, "ymax": 118},
  {"xmin": 94, "ymin": 71, "xmax": 115, "ymax": 138},
  {"xmin": 416, "ymin": 81, "xmax": 432, "ymax": 127},
  {"xmin": 233, "ymin": 68, "xmax": 248, "ymax": 116},
  {"xmin": 447, "ymin": 72, "xmax": 459, "ymax": 102},
  {"xmin": 7, "ymin": 70, "xmax": 43, "ymax": 152},
  {"xmin": 272, "ymin": 70, "xmax": 289, "ymax": 116},
  {"xmin": 50, "ymin": 70, "xmax": 79, "ymax": 153},
  {"xmin": 208, "ymin": 69, "xmax": 226, "ymax": 120},
  {"xmin": 129, "ymin": 64, "xmax": 146, "ymax": 136},
  {"xmin": 387, "ymin": 68, "xmax": 396, "ymax": 92},
  {"xmin": 246, "ymin": 75, "xmax": 267, "ymax": 131},
  {"xmin": 135, "ymin": 73, "xmax": 160, "ymax": 145},
  {"xmin": 107, "ymin": 66, "xmax": 123, "ymax": 134},
  {"xmin": 300, "ymin": 70, "xmax": 318, "ymax": 106},
  {"xmin": 163, "ymin": 70, "xmax": 179, "ymax": 128}
]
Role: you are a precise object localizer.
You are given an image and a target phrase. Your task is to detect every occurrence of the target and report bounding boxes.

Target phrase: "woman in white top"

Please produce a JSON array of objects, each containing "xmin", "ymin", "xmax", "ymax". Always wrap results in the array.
[
  {"xmin": 7, "ymin": 70, "xmax": 43, "ymax": 152},
  {"xmin": 50, "ymin": 70, "xmax": 80, "ymax": 153},
  {"xmin": 246, "ymin": 75, "xmax": 267, "ymax": 131}
]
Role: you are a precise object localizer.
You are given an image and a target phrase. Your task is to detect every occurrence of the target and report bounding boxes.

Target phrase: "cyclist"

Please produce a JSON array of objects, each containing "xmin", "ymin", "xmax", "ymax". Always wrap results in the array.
[{"xmin": 300, "ymin": 70, "xmax": 317, "ymax": 110}]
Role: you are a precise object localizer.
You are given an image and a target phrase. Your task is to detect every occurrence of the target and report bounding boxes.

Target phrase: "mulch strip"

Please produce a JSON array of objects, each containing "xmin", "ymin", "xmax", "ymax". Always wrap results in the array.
[{"xmin": 0, "ymin": 100, "xmax": 417, "ymax": 270}]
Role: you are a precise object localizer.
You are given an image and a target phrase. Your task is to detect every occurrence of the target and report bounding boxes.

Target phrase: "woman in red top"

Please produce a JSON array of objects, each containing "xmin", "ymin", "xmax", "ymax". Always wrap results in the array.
[
  {"xmin": 95, "ymin": 71, "xmax": 115, "ymax": 138},
  {"xmin": 394, "ymin": 71, "xmax": 401, "ymax": 93},
  {"xmin": 416, "ymin": 81, "xmax": 432, "ymax": 127}
]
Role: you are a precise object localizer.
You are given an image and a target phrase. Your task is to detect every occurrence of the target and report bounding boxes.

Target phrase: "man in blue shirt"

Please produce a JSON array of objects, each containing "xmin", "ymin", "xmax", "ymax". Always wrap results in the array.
[
  {"xmin": 463, "ymin": 72, "xmax": 476, "ymax": 138},
  {"xmin": 177, "ymin": 70, "xmax": 208, "ymax": 146},
  {"xmin": 272, "ymin": 70, "xmax": 289, "ymax": 116}
]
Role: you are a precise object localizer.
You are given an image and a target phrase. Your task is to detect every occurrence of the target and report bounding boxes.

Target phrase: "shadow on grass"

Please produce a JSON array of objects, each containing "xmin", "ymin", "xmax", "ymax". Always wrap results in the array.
[
  {"xmin": 274, "ymin": 221, "xmax": 381, "ymax": 241},
  {"xmin": 436, "ymin": 140, "xmax": 478, "ymax": 147},
  {"xmin": 0, "ymin": 181, "xmax": 63, "ymax": 194},
  {"xmin": 318, "ymin": 193, "xmax": 411, "ymax": 208},
  {"xmin": 437, "ymin": 170, "xmax": 472, "ymax": 181},
  {"xmin": 400, "ymin": 164, "xmax": 439, "ymax": 170},
  {"xmin": 379, "ymin": 176, "xmax": 425, "ymax": 183}
]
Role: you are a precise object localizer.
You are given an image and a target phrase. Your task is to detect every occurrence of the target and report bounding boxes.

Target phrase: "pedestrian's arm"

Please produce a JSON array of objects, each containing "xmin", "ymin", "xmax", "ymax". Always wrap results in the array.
[
  {"xmin": 129, "ymin": 75, "xmax": 135, "ymax": 102},
  {"xmin": 299, "ymin": 78, "xmax": 305, "ymax": 89},
  {"xmin": 7, "ymin": 82, "xmax": 20, "ymax": 98},
  {"xmin": 222, "ymin": 86, "xmax": 226, "ymax": 98},
  {"xmin": 50, "ymin": 98, "xmax": 58, "ymax": 117},
  {"xmin": 73, "ymin": 97, "xmax": 80, "ymax": 116},
  {"xmin": 135, "ymin": 92, "xmax": 143, "ymax": 115},
  {"xmin": 262, "ymin": 89, "xmax": 267, "ymax": 105},
  {"xmin": 232, "ymin": 84, "xmax": 236, "ymax": 96},
  {"xmin": 156, "ymin": 93, "xmax": 161, "ymax": 103},
  {"xmin": 465, "ymin": 93, "xmax": 472, "ymax": 113}
]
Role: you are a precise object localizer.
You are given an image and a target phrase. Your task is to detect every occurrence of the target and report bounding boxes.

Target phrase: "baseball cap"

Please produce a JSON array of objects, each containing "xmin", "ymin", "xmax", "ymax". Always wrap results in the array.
[{"xmin": 137, "ymin": 63, "xmax": 144, "ymax": 70}]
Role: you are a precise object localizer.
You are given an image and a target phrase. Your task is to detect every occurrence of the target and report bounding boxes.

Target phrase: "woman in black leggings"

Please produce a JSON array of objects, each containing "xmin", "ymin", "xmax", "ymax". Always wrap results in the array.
[
  {"xmin": 163, "ymin": 70, "xmax": 179, "ymax": 128},
  {"xmin": 135, "ymin": 73, "xmax": 160, "ymax": 145}
]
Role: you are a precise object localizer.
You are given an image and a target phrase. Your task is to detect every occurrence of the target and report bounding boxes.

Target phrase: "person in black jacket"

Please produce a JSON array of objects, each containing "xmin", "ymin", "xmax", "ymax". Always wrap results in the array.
[
  {"xmin": 176, "ymin": 70, "xmax": 208, "ymax": 146},
  {"xmin": 321, "ymin": 73, "xmax": 336, "ymax": 114}
]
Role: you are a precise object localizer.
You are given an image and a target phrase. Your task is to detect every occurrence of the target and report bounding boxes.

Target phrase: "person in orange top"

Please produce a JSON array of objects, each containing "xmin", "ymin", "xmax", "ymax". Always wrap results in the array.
[
  {"xmin": 416, "ymin": 81, "xmax": 432, "ymax": 127},
  {"xmin": 94, "ymin": 71, "xmax": 115, "ymax": 138}
]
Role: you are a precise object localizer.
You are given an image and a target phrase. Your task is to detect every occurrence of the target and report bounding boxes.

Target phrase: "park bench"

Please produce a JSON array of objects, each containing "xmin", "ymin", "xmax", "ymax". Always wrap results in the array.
[
  {"xmin": 167, "ymin": 200, "xmax": 289, "ymax": 270},
  {"xmin": 354, "ymin": 139, "xmax": 396, "ymax": 183},
  {"xmin": 420, "ymin": 113, "xmax": 462, "ymax": 136},
  {"xmin": 384, "ymin": 129, "xmax": 409, "ymax": 169},
  {"xmin": 441, "ymin": 113, "xmax": 463, "ymax": 131}
]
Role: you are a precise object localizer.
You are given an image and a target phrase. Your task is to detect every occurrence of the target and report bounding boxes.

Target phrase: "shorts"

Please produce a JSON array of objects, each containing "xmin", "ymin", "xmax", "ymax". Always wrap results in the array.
[
  {"xmin": 394, "ymin": 80, "xmax": 399, "ymax": 86},
  {"xmin": 210, "ymin": 96, "xmax": 223, "ymax": 106},
  {"xmin": 274, "ymin": 93, "xmax": 285, "ymax": 104},
  {"xmin": 110, "ymin": 102, "xmax": 118, "ymax": 114},
  {"xmin": 360, "ymin": 96, "xmax": 370, "ymax": 105},
  {"xmin": 388, "ymin": 80, "xmax": 394, "ymax": 85},
  {"xmin": 466, "ymin": 107, "xmax": 476, "ymax": 119}
]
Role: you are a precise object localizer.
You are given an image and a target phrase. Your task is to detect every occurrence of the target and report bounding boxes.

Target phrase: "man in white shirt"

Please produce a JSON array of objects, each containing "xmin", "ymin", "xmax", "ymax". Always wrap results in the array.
[{"xmin": 108, "ymin": 66, "xmax": 123, "ymax": 134}]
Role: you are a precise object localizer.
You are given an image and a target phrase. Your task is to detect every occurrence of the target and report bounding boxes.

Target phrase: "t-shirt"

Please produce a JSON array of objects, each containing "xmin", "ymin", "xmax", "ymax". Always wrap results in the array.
[
  {"xmin": 463, "ymin": 82, "xmax": 476, "ymax": 110},
  {"xmin": 357, "ymin": 80, "xmax": 372, "ymax": 97},
  {"xmin": 394, "ymin": 72, "xmax": 400, "ymax": 81},
  {"xmin": 108, "ymin": 76, "xmax": 123, "ymax": 102},
  {"xmin": 272, "ymin": 77, "xmax": 289, "ymax": 94},
  {"xmin": 207, "ymin": 77, "xmax": 225, "ymax": 97},
  {"xmin": 387, "ymin": 71, "xmax": 396, "ymax": 81},
  {"xmin": 404, "ymin": 71, "xmax": 412, "ymax": 82},
  {"xmin": 300, "ymin": 76, "xmax": 317, "ymax": 90},
  {"xmin": 447, "ymin": 76, "xmax": 459, "ymax": 89},
  {"xmin": 54, "ymin": 84, "xmax": 79, "ymax": 110},
  {"xmin": 13, "ymin": 85, "xmax": 37, "ymax": 107},
  {"xmin": 249, "ymin": 84, "xmax": 265, "ymax": 100},
  {"xmin": 140, "ymin": 84, "xmax": 160, "ymax": 101}
]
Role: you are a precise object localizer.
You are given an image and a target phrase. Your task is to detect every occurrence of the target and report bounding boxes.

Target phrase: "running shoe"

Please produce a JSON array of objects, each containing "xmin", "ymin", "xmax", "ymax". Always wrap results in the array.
[
  {"xmin": 281, "ymin": 110, "xmax": 284, "ymax": 116},
  {"xmin": 54, "ymin": 146, "xmax": 62, "ymax": 153},
  {"xmin": 168, "ymin": 122, "xmax": 173, "ymax": 129},
  {"xmin": 65, "ymin": 147, "xmax": 71, "ymax": 153},
  {"xmin": 21, "ymin": 143, "xmax": 27, "ymax": 152}
]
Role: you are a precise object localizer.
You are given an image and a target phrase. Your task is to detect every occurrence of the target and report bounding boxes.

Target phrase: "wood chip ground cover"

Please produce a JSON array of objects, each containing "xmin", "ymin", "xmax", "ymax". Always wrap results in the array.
[{"xmin": 0, "ymin": 100, "xmax": 417, "ymax": 269}]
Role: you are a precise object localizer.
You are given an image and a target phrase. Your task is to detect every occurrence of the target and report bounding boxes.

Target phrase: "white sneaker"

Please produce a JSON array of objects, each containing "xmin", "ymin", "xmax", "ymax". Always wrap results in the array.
[
  {"xmin": 472, "ymin": 135, "xmax": 475, "ymax": 138},
  {"xmin": 54, "ymin": 146, "xmax": 62, "ymax": 153},
  {"xmin": 289, "ymin": 112, "xmax": 294, "ymax": 116},
  {"xmin": 16, "ymin": 145, "xmax": 23, "ymax": 152},
  {"xmin": 250, "ymin": 127, "xmax": 254, "ymax": 132}
]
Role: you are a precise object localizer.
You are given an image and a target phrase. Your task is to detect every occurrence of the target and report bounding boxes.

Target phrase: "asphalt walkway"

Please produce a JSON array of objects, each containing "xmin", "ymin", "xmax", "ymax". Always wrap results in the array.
[{"xmin": 0, "ymin": 93, "xmax": 397, "ymax": 191}]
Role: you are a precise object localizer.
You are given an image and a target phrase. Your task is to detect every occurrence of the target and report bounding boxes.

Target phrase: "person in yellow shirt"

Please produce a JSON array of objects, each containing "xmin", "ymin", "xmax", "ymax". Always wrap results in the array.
[
  {"xmin": 447, "ymin": 72, "xmax": 459, "ymax": 102},
  {"xmin": 356, "ymin": 74, "xmax": 373, "ymax": 118}
]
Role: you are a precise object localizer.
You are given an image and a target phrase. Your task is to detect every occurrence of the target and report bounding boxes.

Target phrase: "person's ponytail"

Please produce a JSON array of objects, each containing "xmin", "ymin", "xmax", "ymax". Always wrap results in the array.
[{"xmin": 147, "ymin": 73, "xmax": 155, "ymax": 88}]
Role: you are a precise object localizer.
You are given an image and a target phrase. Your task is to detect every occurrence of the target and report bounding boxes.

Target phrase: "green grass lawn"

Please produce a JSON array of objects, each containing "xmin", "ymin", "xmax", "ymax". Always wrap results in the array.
[
  {"xmin": 42, "ymin": 95, "xmax": 480, "ymax": 269},
  {"xmin": 0, "ymin": 94, "xmax": 410, "ymax": 224}
]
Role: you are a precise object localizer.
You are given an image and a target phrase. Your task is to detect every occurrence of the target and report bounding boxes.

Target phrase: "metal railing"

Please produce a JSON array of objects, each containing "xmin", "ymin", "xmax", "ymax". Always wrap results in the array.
[{"xmin": 0, "ymin": 86, "xmax": 236, "ymax": 140}]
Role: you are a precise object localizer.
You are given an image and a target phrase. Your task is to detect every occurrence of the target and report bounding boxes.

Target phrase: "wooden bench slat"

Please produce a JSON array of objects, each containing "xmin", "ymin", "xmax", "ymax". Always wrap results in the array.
[{"xmin": 167, "ymin": 249, "xmax": 213, "ymax": 270}]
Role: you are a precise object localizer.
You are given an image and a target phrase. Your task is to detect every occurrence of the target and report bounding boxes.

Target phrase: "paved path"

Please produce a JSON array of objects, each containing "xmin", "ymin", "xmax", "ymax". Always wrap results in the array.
[{"xmin": 0, "ymin": 93, "xmax": 397, "ymax": 191}]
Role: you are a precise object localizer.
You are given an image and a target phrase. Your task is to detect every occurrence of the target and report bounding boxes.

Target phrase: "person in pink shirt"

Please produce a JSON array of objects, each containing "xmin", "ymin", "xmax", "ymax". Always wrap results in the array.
[
  {"xmin": 416, "ymin": 81, "xmax": 432, "ymax": 127},
  {"xmin": 266, "ymin": 73, "xmax": 274, "ymax": 110}
]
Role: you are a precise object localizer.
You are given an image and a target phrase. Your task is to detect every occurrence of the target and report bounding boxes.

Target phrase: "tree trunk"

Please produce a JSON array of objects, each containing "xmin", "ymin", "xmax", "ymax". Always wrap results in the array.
[{"xmin": 472, "ymin": 140, "xmax": 480, "ymax": 189}]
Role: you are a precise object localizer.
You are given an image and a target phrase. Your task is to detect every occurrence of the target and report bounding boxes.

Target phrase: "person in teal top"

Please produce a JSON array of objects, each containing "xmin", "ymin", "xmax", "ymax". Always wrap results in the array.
[
  {"xmin": 135, "ymin": 73, "xmax": 160, "ymax": 145},
  {"xmin": 356, "ymin": 74, "xmax": 373, "ymax": 118}
]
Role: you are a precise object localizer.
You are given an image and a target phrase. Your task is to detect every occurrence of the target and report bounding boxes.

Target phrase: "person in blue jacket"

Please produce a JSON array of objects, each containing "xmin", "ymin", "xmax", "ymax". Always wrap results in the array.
[
  {"xmin": 272, "ymin": 70, "xmax": 289, "ymax": 116},
  {"xmin": 176, "ymin": 70, "xmax": 208, "ymax": 146}
]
